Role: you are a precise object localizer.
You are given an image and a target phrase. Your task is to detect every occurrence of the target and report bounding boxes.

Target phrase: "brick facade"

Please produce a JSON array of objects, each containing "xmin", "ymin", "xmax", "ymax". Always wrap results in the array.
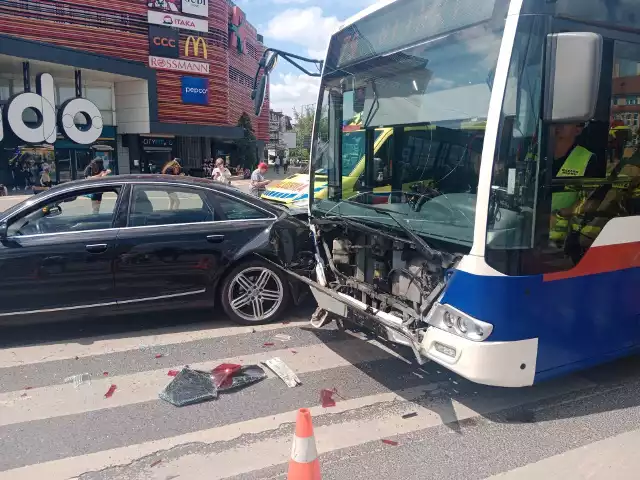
[{"xmin": 0, "ymin": 0, "xmax": 269, "ymax": 141}]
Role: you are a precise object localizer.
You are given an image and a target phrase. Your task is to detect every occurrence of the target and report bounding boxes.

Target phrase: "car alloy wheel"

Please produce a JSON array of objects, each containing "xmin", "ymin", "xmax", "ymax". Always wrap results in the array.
[{"xmin": 227, "ymin": 266, "xmax": 285, "ymax": 323}]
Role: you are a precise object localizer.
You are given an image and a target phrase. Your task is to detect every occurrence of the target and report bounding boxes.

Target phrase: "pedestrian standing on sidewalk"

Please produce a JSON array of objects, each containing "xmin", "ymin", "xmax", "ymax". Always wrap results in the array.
[
  {"xmin": 212, "ymin": 158, "xmax": 232, "ymax": 185},
  {"xmin": 83, "ymin": 158, "xmax": 111, "ymax": 214},
  {"xmin": 274, "ymin": 156, "xmax": 280, "ymax": 174},
  {"xmin": 162, "ymin": 158, "xmax": 183, "ymax": 210},
  {"xmin": 283, "ymin": 156, "xmax": 289, "ymax": 175},
  {"xmin": 250, "ymin": 162, "xmax": 271, "ymax": 197},
  {"xmin": 40, "ymin": 163, "xmax": 52, "ymax": 188}
]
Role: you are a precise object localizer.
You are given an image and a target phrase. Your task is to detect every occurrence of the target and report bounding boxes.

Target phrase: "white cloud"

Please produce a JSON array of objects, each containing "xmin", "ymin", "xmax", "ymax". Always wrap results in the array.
[
  {"xmin": 265, "ymin": 7, "xmax": 340, "ymax": 58},
  {"xmin": 269, "ymin": 73, "xmax": 321, "ymax": 117},
  {"xmin": 272, "ymin": 0, "xmax": 311, "ymax": 3}
]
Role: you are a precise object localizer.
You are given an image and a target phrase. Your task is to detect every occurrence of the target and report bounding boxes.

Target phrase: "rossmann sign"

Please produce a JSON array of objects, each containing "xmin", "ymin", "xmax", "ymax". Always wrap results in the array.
[
  {"xmin": 149, "ymin": 56, "xmax": 210, "ymax": 74},
  {"xmin": 0, "ymin": 73, "xmax": 103, "ymax": 145}
]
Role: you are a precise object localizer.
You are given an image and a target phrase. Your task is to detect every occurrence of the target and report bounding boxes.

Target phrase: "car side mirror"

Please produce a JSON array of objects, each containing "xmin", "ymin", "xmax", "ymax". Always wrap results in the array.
[
  {"xmin": 544, "ymin": 32, "xmax": 602, "ymax": 123},
  {"xmin": 0, "ymin": 222, "xmax": 7, "ymax": 240}
]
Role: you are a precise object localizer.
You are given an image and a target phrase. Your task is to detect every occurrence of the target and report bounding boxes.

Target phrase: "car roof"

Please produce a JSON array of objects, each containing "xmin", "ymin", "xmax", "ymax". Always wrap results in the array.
[
  {"xmin": 69, "ymin": 174, "xmax": 220, "ymax": 188},
  {"xmin": 0, "ymin": 175, "xmax": 284, "ymax": 221},
  {"xmin": 47, "ymin": 174, "xmax": 245, "ymax": 196}
]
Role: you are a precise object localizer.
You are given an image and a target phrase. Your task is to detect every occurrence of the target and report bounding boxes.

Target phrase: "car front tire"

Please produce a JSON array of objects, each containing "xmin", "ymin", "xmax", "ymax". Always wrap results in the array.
[{"xmin": 220, "ymin": 258, "xmax": 291, "ymax": 325}]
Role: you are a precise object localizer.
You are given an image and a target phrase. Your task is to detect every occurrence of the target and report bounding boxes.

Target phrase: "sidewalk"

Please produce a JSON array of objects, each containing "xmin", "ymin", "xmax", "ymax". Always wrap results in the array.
[{"xmin": 0, "ymin": 195, "xmax": 29, "ymax": 212}]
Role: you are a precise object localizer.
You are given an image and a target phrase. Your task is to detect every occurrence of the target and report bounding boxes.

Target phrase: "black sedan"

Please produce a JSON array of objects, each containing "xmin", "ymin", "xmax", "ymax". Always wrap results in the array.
[{"xmin": 0, "ymin": 175, "xmax": 314, "ymax": 326}]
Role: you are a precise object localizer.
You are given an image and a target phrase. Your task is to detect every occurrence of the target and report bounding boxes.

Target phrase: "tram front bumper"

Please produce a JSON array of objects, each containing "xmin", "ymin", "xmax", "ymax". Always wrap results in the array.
[{"xmin": 419, "ymin": 327, "xmax": 538, "ymax": 387}]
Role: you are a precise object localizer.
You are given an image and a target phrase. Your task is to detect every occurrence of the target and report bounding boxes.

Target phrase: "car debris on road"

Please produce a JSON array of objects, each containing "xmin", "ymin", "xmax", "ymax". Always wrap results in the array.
[
  {"xmin": 263, "ymin": 357, "xmax": 301, "ymax": 387},
  {"xmin": 64, "ymin": 373, "xmax": 91, "ymax": 388},
  {"xmin": 159, "ymin": 365, "xmax": 267, "ymax": 407}
]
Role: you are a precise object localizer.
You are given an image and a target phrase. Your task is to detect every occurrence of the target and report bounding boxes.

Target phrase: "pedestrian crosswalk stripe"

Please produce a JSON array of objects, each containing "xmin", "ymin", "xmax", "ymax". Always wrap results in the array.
[
  {"xmin": 0, "ymin": 375, "xmax": 595, "ymax": 480},
  {"xmin": 0, "ymin": 320, "xmax": 308, "ymax": 368},
  {"xmin": 0, "ymin": 340, "xmax": 393, "ymax": 427},
  {"xmin": 485, "ymin": 427, "xmax": 640, "ymax": 480}
]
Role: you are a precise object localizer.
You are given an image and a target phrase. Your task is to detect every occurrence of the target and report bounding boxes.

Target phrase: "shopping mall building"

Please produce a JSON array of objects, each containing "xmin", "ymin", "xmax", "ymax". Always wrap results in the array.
[{"xmin": 0, "ymin": 0, "xmax": 269, "ymax": 187}]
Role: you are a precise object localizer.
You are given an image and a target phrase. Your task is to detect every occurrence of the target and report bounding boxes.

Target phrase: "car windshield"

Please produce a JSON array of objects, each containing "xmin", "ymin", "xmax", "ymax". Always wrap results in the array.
[{"xmin": 310, "ymin": 1, "xmax": 504, "ymax": 246}]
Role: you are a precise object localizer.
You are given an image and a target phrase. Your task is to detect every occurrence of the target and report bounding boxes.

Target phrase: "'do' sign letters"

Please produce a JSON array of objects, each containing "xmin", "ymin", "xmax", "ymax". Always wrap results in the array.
[{"xmin": 0, "ymin": 73, "xmax": 103, "ymax": 145}]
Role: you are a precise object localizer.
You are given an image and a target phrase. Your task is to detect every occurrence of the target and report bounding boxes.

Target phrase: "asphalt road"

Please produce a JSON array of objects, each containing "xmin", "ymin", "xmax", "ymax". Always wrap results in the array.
[{"xmin": 1, "ymin": 304, "xmax": 640, "ymax": 480}]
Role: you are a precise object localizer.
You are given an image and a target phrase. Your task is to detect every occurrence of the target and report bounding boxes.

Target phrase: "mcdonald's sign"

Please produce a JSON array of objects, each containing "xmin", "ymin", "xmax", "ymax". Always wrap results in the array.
[{"xmin": 184, "ymin": 36, "xmax": 208, "ymax": 59}]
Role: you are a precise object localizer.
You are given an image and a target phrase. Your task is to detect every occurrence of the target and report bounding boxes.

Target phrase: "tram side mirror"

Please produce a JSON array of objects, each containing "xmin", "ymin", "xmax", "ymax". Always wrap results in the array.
[
  {"xmin": 261, "ymin": 51, "xmax": 279, "ymax": 74},
  {"xmin": 252, "ymin": 52, "xmax": 279, "ymax": 116},
  {"xmin": 252, "ymin": 75, "xmax": 268, "ymax": 116},
  {"xmin": 544, "ymin": 32, "xmax": 602, "ymax": 123}
]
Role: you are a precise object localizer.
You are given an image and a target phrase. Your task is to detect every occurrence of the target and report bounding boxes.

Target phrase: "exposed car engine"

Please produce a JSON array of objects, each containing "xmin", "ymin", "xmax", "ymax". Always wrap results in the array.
[{"xmin": 306, "ymin": 219, "xmax": 465, "ymax": 362}]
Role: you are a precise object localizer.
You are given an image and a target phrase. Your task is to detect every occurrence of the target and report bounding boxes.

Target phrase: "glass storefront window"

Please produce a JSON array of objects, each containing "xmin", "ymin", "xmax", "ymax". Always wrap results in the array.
[
  {"xmin": 55, "ymin": 149, "xmax": 73, "ymax": 184},
  {"xmin": 99, "ymin": 111, "xmax": 114, "ymax": 126},
  {"xmin": 0, "ymin": 79, "xmax": 10, "ymax": 101},
  {"xmin": 57, "ymin": 86, "xmax": 76, "ymax": 105},
  {"xmin": 85, "ymin": 87, "xmax": 113, "ymax": 110}
]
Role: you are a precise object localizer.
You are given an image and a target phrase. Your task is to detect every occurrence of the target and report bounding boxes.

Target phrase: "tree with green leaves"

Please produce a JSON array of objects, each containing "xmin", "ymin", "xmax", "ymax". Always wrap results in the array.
[
  {"xmin": 236, "ymin": 112, "xmax": 258, "ymax": 169},
  {"xmin": 289, "ymin": 105, "xmax": 329, "ymax": 173}
]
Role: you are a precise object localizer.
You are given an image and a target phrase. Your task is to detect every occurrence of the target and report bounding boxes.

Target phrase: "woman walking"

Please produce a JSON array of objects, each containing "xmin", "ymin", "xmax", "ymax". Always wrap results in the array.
[
  {"xmin": 83, "ymin": 158, "xmax": 111, "ymax": 213},
  {"xmin": 162, "ymin": 158, "xmax": 183, "ymax": 210}
]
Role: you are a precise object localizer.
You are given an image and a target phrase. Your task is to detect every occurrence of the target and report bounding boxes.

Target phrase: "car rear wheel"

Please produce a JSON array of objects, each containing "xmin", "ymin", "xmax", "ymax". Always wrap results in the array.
[{"xmin": 220, "ymin": 259, "xmax": 290, "ymax": 325}]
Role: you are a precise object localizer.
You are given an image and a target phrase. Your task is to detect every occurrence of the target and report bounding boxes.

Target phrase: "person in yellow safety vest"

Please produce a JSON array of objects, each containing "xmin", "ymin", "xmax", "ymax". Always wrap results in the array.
[
  {"xmin": 549, "ymin": 123, "xmax": 598, "ymax": 244},
  {"xmin": 343, "ymin": 112, "xmax": 363, "ymax": 131},
  {"xmin": 567, "ymin": 162, "xmax": 640, "ymax": 258},
  {"xmin": 607, "ymin": 123, "xmax": 632, "ymax": 175}
]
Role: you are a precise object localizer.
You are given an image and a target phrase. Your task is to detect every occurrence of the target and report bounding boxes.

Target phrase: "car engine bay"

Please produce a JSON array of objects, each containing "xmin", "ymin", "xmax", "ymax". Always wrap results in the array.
[{"xmin": 304, "ymin": 217, "xmax": 468, "ymax": 363}]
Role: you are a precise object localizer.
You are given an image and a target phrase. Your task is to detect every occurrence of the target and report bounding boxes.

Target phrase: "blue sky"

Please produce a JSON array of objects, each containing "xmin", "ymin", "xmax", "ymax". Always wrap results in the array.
[{"xmin": 236, "ymin": 0, "xmax": 378, "ymax": 116}]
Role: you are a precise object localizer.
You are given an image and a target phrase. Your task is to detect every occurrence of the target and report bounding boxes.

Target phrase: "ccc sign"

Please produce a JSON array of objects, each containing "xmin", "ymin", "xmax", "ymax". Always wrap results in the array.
[
  {"xmin": 148, "ymin": 25, "xmax": 179, "ymax": 58},
  {"xmin": 153, "ymin": 36, "xmax": 176, "ymax": 48},
  {"xmin": 185, "ymin": 36, "xmax": 208, "ymax": 59}
]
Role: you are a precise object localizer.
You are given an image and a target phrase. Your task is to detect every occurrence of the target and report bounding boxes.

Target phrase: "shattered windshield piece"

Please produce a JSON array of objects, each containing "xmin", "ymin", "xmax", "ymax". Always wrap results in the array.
[{"xmin": 159, "ymin": 368, "xmax": 218, "ymax": 407}]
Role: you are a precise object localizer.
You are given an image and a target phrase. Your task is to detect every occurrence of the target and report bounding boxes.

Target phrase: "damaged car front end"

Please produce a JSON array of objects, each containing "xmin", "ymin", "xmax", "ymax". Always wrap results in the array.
[{"xmin": 300, "ymin": 204, "xmax": 493, "ymax": 367}]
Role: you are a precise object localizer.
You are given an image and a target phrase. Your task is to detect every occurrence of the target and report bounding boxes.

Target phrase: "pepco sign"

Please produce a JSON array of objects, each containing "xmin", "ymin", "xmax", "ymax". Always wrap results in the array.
[{"xmin": 181, "ymin": 76, "xmax": 209, "ymax": 105}]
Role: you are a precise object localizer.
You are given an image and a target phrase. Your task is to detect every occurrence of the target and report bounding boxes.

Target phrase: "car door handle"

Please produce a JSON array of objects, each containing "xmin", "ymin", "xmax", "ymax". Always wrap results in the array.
[
  {"xmin": 206, "ymin": 235, "xmax": 225, "ymax": 244},
  {"xmin": 86, "ymin": 244, "xmax": 108, "ymax": 254}
]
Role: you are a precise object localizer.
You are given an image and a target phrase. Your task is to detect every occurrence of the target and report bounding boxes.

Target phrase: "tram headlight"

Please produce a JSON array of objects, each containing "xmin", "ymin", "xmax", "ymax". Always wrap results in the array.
[
  {"xmin": 443, "ymin": 311, "xmax": 454, "ymax": 328},
  {"xmin": 456, "ymin": 316, "xmax": 468, "ymax": 334},
  {"xmin": 423, "ymin": 303, "xmax": 493, "ymax": 342}
]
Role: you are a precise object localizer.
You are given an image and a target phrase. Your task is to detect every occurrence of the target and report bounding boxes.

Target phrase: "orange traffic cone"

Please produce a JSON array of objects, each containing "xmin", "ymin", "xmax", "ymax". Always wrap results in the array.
[{"xmin": 288, "ymin": 408, "xmax": 321, "ymax": 480}]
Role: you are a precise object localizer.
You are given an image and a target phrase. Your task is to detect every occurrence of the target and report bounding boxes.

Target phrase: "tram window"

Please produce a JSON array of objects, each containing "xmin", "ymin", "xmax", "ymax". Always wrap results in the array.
[
  {"xmin": 541, "ymin": 40, "xmax": 640, "ymax": 269},
  {"xmin": 399, "ymin": 131, "xmax": 440, "ymax": 184},
  {"xmin": 486, "ymin": 25, "xmax": 640, "ymax": 276},
  {"xmin": 374, "ymin": 136, "xmax": 393, "ymax": 186}
]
